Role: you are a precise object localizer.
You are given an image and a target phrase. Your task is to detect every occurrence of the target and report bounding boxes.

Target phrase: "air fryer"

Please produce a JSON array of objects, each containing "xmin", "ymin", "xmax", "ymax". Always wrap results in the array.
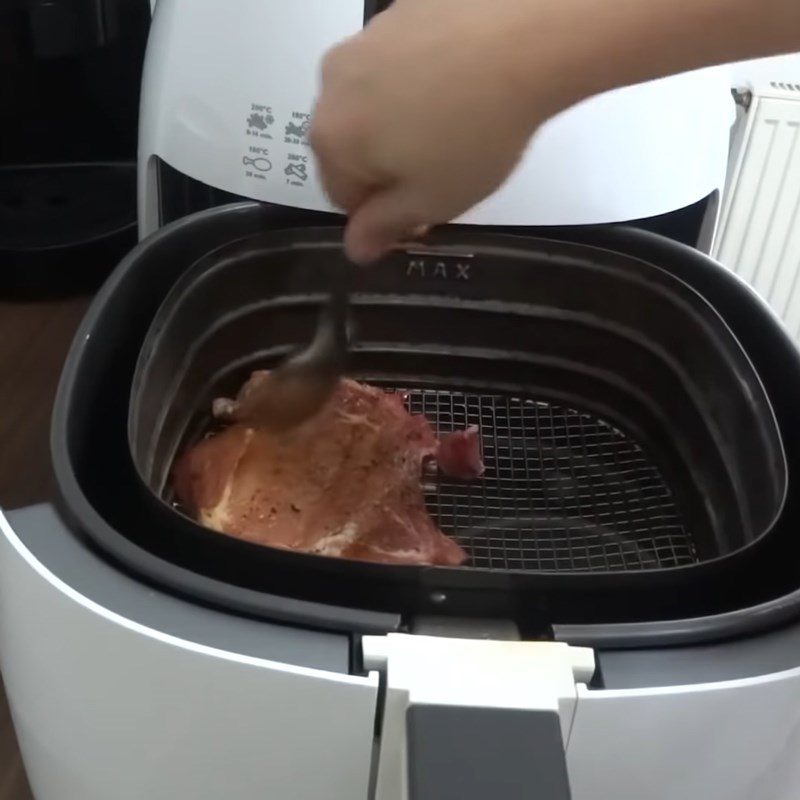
[{"xmin": 50, "ymin": 202, "xmax": 800, "ymax": 644}]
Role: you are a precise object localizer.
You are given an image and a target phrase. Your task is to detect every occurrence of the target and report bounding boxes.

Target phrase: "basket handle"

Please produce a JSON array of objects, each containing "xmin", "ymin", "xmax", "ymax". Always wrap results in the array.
[{"xmin": 406, "ymin": 703, "xmax": 572, "ymax": 800}]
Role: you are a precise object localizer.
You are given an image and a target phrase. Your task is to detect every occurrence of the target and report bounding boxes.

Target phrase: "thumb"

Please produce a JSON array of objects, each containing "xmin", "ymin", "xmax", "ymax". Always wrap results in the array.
[{"xmin": 344, "ymin": 187, "xmax": 426, "ymax": 265}]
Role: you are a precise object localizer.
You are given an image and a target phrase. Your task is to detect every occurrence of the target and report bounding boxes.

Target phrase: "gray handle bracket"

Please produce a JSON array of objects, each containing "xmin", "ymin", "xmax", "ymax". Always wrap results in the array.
[
  {"xmin": 363, "ymin": 633, "xmax": 595, "ymax": 800},
  {"xmin": 407, "ymin": 703, "xmax": 572, "ymax": 800}
]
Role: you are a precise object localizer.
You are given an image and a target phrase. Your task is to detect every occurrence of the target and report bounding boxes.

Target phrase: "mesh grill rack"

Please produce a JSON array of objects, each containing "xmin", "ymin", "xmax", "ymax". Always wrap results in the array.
[{"xmin": 397, "ymin": 388, "xmax": 697, "ymax": 573}]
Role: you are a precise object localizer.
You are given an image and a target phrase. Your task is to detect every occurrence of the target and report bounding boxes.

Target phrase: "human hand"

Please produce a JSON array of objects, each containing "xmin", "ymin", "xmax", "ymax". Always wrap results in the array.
[
  {"xmin": 311, "ymin": 0, "xmax": 800, "ymax": 264},
  {"xmin": 310, "ymin": 0, "xmax": 572, "ymax": 264}
]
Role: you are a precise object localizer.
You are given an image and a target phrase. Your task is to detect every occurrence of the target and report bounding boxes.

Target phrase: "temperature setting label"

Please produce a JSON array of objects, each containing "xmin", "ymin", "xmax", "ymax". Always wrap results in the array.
[
  {"xmin": 243, "ymin": 145, "xmax": 272, "ymax": 181},
  {"xmin": 284, "ymin": 112, "xmax": 311, "ymax": 146},
  {"xmin": 285, "ymin": 153, "xmax": 309, "ymax": 187},
  {"xmin": 243, "ymin": 104, "xmax": 316, "ymax": 193},
  {"xmin": 246, "ymin": 103, "xmax": 275, "ymax": 140}
]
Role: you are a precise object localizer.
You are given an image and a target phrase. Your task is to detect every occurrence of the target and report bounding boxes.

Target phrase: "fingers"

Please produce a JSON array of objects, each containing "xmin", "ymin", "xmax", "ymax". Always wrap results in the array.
[
  {"xmin": 310, "ymin": 106, "xmax": 384, "ymax": 215},
  {"xmin": 344, "ymin": 187, "xmax": 428, "ymax": 264},
  {"xmin": 314, "ymin": 151, "xmax": 373, "ymax": 212},
  {"xmin": 313, "ymin": 119, "xmax": 418, "ymax": 264}
]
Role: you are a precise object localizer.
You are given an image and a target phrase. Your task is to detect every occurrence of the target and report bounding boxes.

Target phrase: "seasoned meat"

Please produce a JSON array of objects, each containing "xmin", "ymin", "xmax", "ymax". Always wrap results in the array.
[
  {"xmin": 438, "ymin": 425, "xmax": 485, "ymax": 480},
  {"xmin": 173, "ymin": 376, "xmax": 468, "ymax": 566}
]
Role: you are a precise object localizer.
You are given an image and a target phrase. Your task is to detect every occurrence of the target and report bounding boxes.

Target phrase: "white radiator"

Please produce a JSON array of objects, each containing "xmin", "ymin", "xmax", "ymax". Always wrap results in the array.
[{"xmin": 713, "ymin": 82, "xmax": 800, "ymax": 340}]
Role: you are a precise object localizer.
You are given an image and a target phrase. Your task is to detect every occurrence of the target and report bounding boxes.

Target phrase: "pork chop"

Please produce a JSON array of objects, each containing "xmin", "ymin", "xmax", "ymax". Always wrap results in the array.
[
  {"xmin": 173, "ymin": 376, "xmax": 468, "ymax": 566},
  {"xmin": 438, "ymin": 425, "xmax": 485, "ymax": 480}
]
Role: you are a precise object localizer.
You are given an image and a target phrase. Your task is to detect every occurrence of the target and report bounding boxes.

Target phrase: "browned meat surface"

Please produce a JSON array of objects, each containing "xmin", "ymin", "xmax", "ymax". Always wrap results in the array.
[
  {"xmin": 173, "ymin": 376, "xmax": 468, "ymax": 566},
  {"xmin": 438, "ymin": 425, "xmax": 485, "ymax": 480}
]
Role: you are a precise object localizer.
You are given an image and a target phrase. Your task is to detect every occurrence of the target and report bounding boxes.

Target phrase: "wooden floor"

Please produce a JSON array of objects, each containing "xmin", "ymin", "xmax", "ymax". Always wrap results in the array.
[{"xmin": 0, "ymin": 293, "xmax": 94, "ymax": 800}]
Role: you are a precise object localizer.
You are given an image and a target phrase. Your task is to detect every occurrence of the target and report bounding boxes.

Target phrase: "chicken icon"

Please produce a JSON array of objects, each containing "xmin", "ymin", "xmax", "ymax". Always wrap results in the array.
[{"xmin": 243, "ymin": 155, "xmax": 272, "ymax": 172}]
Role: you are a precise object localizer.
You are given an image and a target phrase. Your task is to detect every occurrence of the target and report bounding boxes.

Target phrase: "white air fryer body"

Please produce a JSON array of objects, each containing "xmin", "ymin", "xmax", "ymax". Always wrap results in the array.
[
  {"xmin": 3, "ymin": 505, "xmax": 800, "ymax": 800},
  {"xmin": 137, "ymin": 0, "xmax": 734, "ymax": 237}
]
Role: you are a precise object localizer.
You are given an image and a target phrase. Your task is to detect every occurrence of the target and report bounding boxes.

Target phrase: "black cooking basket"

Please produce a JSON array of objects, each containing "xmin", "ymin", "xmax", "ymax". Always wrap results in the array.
[{"xmin": 125, "ymin": 226, "xmax": 785, "ymax": 620}]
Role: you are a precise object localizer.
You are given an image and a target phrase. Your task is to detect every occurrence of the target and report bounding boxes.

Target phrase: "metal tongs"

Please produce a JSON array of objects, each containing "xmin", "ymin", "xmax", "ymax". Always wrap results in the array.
[{"xmin": 232, "ymin": 260, "xmax": 351, "ymax": 433}]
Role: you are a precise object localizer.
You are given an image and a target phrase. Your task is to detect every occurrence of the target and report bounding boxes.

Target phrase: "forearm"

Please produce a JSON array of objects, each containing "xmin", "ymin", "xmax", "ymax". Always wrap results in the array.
[
  {"xmin": 511, "ymin": 0, "xmax": 800, "ymax": 112},
  {"xmin": 313, "ymin": 0, "xmax": 800, "ymax": 261}
]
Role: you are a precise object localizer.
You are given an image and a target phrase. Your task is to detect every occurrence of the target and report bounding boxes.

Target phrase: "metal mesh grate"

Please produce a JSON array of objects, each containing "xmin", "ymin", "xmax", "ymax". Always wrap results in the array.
[{"xmin": 398, "ymin": 388, "xmax": 697, "ymax": 573}]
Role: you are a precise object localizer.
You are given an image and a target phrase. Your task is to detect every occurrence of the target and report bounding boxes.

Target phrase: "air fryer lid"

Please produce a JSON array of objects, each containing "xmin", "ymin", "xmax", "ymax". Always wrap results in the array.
[{"xmin": 123, "ymin": 223, "xmax": 785, "ymax": 626}]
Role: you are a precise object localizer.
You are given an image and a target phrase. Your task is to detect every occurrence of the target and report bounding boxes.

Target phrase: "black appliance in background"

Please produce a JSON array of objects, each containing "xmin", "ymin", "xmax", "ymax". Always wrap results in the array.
[{"xmin": 0, "ymin": 0, "xmax": 150, "ymax": 297}]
